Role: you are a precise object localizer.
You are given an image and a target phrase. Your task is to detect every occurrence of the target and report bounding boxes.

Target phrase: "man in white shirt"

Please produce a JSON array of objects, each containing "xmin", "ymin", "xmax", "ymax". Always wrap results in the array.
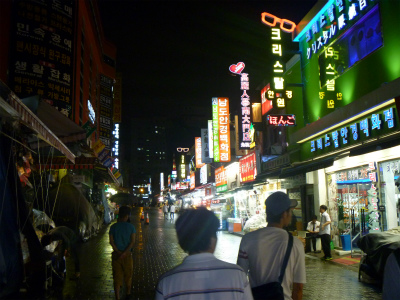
[
  {"xmin": 306, "ymin": 215, "xmax": 320, "ymax": 253},
  {"xmin": 169, "ymin": 204, "xmax": 175, "ymax": 219},
  {"xmin": 156, "ymin": 208, "xmax": 253, "ymax": 300},
  {"xmin": 237, "ymin": 191, "xmax": 306, "ymax": 300},
  {"xmin": 318, "ymin": 205, "xmax": 332, "ymax": 260}
]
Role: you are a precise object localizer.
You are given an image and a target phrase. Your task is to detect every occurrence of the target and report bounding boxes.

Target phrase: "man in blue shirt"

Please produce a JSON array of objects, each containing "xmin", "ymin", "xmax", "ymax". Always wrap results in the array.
[{"xmin": 109, "ymin": 206, "xmax": 136, "ymax": 300}]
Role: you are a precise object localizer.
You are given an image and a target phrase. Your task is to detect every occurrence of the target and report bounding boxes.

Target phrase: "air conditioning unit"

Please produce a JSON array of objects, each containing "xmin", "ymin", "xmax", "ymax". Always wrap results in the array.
[{"xmin": 271, "ymin": 145, "xmax": 282, "ymax": 155}]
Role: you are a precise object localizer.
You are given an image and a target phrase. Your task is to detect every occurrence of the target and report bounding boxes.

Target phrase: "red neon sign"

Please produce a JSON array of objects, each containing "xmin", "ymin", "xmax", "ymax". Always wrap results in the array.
[
  {"xmin": 261, "ymin": 12, "xmax": 296, "ymax": 33},
  {"xmin": 229, "ymin": 62, "xmax": 245, "ymax": 74}
]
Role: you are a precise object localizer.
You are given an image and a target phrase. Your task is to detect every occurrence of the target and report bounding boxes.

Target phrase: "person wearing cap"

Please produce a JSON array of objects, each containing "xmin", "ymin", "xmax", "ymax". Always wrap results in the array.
[
  {"xmin": 156, "ymin": 208, "xmax": 253, "ymax": 300},
  {"xmin": 237, "ymin": 191, "xmax": 306, "ymax": 300}
]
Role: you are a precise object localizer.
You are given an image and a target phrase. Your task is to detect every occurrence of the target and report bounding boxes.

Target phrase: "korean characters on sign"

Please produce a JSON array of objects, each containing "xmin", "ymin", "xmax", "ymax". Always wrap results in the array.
[
  {"xmin": 318, "ymin": 47, "xmax": 343, "ymax": 109},
  {"xmin": 240, "ymin": 73, "xmax": 251, "ymax": 149},
  {"xmin": 261, "ymin": 12, "xmax": 295, "ymax": 109},
  {"xmin": 212, "ymin": 97, "xmax": 231, "ymax": 162},
  {"xmin": 195, "ymin": 137, "xmax": 205, "ymax": 169},
  {"xmin": 239, "ymin": 152, "xmax": 257, "ymax": 183}
]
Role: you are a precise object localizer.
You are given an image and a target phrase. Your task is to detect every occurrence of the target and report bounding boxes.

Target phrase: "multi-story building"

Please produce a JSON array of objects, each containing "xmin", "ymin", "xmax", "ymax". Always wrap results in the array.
[{"xmin": 0, "ymin": 0, "xmax": 117, "ymax": 149}]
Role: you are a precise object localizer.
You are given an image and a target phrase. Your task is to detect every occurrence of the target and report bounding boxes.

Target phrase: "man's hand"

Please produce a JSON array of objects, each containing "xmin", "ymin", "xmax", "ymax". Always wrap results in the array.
[{"xmin": 321, "ymin": 225, "xmax": 325, "ymax": 230}]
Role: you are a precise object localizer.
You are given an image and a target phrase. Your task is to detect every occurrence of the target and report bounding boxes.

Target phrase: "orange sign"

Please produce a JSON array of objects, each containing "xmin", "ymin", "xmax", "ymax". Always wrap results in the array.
[
  {"xmin": 195, "ymin": 137, "xmax": 205, "ymax": 168},
  {"xmin": 215, "ymin": 166, "xmax": 227, "ymax": 187},
  {"xmin": 261, "ymin": 12, "xmax": 296, "ymax": 33}
]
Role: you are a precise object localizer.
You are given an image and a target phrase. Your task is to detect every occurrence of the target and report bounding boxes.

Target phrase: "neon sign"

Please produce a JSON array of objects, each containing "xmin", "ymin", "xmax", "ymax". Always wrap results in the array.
[
  {"xmin": 212, "ymin": 97, "xmax": 231, "ymax": 162},
  {"xmin": 262, "ymin": 13, "xmax": 294, "ymax": 109},
  {"xmin": 267, "ymin": 114, "xmax": 296, "ymax": 126},
  {"xmin": 310, "ymin": 107, "xmax": 396, "ymax": 153},
  {"xmin": 229, "ymin": 62, "xmax": 245, "ymax": 74},
  {"xmin": 295, "ymin": 0, "xmax": 376, "ymax": 59},
  {"xmin": 195, "ymin": 137, "xmax": 205, "ymax": 168}
]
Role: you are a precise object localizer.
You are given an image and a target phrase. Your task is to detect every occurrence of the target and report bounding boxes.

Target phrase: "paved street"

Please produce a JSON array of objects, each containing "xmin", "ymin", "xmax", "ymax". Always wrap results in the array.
[{"xmin": 44, "ymin": 207, "xmax": 382, "ymax": 300}]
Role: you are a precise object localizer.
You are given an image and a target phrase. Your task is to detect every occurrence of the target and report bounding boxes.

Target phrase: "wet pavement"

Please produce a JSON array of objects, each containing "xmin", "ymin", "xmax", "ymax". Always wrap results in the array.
[{"xmin": 40, "ymin": 207, "xmax": 382, "ymax": 300}]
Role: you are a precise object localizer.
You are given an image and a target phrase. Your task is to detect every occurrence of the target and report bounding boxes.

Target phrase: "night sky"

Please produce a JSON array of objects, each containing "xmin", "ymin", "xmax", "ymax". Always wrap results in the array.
[{"xmin": 98, "ymin": 0, "xmax": 318, "ymax": 148}]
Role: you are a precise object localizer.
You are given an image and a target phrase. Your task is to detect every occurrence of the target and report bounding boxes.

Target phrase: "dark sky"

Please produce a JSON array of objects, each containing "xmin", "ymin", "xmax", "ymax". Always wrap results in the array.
[{"xmin": 98, "ymin": 0, "xmax": 317, "ymax": 147}]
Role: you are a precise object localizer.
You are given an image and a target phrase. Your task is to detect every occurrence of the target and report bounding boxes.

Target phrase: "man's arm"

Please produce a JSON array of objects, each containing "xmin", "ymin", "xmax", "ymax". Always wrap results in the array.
[
  {"xmin": 109, "ymin": 234, "xmax": 121, "ymax": 255},
  {"xmin": 237, "ymin": 240, "xmax": 249, "ymax": 274},
  {"xmin": 120, "ymin": 233, "xmax": 136, "ymax": 258},
  {"xmin": 292, "ymin": 283, "xmax": 303, "ymax": 300}
]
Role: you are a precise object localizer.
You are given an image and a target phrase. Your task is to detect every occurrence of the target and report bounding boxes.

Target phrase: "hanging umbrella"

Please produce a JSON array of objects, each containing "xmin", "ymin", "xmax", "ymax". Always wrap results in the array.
[{"xmin": 110, "ymin": 193, "xmax": 136, "ymax": 206}]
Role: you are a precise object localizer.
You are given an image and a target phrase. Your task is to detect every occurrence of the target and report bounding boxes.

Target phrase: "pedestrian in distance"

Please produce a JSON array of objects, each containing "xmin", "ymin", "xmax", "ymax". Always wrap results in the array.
[
  {"xmin": 237, "ymin": 191, "xmax": 306, "ymax": 300},
  {"xmin": 306, "ymin": 215, "xmax": 320, "ymax": 253},
  {"xmin": 169, "ymin": 204, "xmax": 175, "ymax": 219},
  {"xmin": 109, "ymin": 206, "xmax": 136, "ymax": 300},
  {"xmin": 318, "ymin": 205, "xmax": 332, "ymax": 260},
  {"xmin": 41, "ymin": 225, "xmax": 81, "ymax": 280},
  {"xmin": 156, "ymin": 207, "xmax": 253, "ymax": 300},
  {"xmin": 163, "ymin": 203, "xmax": 169, "ymax": 219}
]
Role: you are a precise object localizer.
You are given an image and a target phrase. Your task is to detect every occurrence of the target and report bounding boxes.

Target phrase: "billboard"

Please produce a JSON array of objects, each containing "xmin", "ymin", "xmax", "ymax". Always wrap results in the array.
[
  {"xmin": 179, "ymin": 154, "xmax": 186, "ymax": 179},
  {"xmin": 195, "ymin": 137, "xmax": 205, "ymax": 169},
  {"xmin": 208, "ymin": 120, "xmax": 213, "ymax": 159},
  {"xmin": 215, "ymin": 166, "xmax": 227, "ymax": 193},
  {"xmin": 212, "ymin": 97, "xmax": 231, "ymax": 162},
  {"xmin": 226, "ymin": 162, "xmax": 240, "ymax": 191},
  {"xmin": 190, "ymin": 172, "xmax": 195, "ymax": 190},
  {"xmin": 239, "ymin": 152, "xmax": 257, "ymax": 183},
  {"xmin": 9, "ymin": 0, "xmax": 75, "ymax": 117},
  {"xmin": 200, "ymin": 165, "xmax": 207, "ymax": 185},
  {"xmin": 201, "ymin": 128, "xmax": 213, "ymax": 164}
]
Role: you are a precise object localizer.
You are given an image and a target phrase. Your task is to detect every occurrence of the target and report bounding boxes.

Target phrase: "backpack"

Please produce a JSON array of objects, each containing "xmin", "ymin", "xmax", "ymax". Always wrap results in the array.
[{"xmin": 251, "ymin": 232, "xmax": 293, "ymax": 300}]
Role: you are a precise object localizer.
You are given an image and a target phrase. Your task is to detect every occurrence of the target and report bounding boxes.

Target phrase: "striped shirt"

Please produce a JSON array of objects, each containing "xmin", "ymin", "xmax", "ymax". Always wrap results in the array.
[{"xmin": 156, "ymin": 253, "xmax": 253, "ymax": 300}]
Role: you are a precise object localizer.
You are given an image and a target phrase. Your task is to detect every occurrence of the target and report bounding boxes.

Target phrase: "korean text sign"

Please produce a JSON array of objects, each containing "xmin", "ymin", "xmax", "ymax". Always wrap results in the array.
[
  {"xmin": 239, "ymin": 152, "xmax": 257, "ymax": 183},
  {"xmin": 212, "ymin": 97, "xmax": 231, "ymax": 162},
  {"xmin": 195, "ymin": 137, "xmax": 205, "ymax": 169}
]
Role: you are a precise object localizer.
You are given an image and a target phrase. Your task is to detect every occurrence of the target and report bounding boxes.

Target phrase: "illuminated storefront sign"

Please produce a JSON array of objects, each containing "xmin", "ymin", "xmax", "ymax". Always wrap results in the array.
[
  {"xmin": 180, "ymin": 155, "xmax": 186, "ymax": 179},
  {"xmin": 160, "ymin": 172, "xmax": 164, "ymax": 191},
  {"xmin": 267, "ymin": 114, "xmax": 296, "ymax": 126},
  {"xmin": 212, "ymin": 97, "xmax": 231, "ymax": 162},
  {"xmin": 294, "ymin": 0, "xmax": 377, "ymax": 60},
  {"xmin": 261, "ymin": 84, "xmax": 273, "ymax": 115},
  {"xmin": 200, "ymin": 165, "xmax": 207, "ymax": 185},
  {"xmin": 309, "ymin": 107, "xmax": 396, "ymax": 154},
  {"xmin": 239, "ymin": 152, "xmax": 257, "ymax": 183},
  {"xmin": 201, "ymin": 128, "xmax": 212, "ymax": 164},
  {"xmin": 229, "ymin": 62, "xmax": 251, "ymax": 149},
  {"xmin": 262, "ymin": 13, "xmax": 293, "ymax": 109},
  {"xmin": 99, "ymin": 74, "xmax": 113, "ymax": 150},
  {"xmin": 195, "ymin": 137, "xmax": 205, "ymax": 168},
  {"xmin": 190, "ymin": 172, "xmax": 195, "ymax": 190},
  {"xmin": 208, "ymin": 120, "xmax": 213, "ymax": 159},
  {"xmin": 215, "ymin": 166, "xmax": 227, "ymax": 193},
  {"xmin": 112, "ymin": 123, "xmax": 119, "ymax": 168},
  {"xmin": 171, "ymin": 170, "xmax": 177, "ymax": 178}
]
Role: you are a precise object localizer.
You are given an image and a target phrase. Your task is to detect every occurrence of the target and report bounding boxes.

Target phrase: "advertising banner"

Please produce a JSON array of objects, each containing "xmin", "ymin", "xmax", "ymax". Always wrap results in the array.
[
  {"xmin": 201, "ymin": 128, "xmax": 213, "ymax": 163},
  {"xmin": 99, "ymin": 74, "xmax": 113, "ymax": 150},
  {"xmin": 226, "ymin": 162, "xmax": 240, "ymax": 191},
  {"xmin": 239, "ymin": 152, "xmax": 257, "ymax": 183},
  {"xmin": 215, "ymin": 166, "xmax": 227, "ymax": 193},
  {"xmin": 200, "ymin": 165, "xmax": 207, "ymax": 185},
  {"xmin": 208, "ymin": 120, "xmax": 213, "ymax": 159},
  {"xmin": 160, "ymin": 172, "xmax": 164, "ymax": 191},
  {"xmin": 179, "ymin": 155, "xmax": 186, "ymax": 179},
  {"xmin": 212, "ymin": 97, "xmax": 231, "ymax": 162},
  {"xmin": 9, "ymin": 0, "xmax": 75, "ymax": 117},
  {"xmin": 195, "ymin": 137, "xmax": 205, "ymax": 169},
  {"xmin": 190, "ymin": 172, "xmax": 195, "ymax": 190}
]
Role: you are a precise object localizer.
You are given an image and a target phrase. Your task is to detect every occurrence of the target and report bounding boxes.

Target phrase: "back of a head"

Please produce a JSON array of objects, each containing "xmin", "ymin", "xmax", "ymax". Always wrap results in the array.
[
  {"xmin": 175, "ymin": 208, "xmax": 219, "ymax": 254},
  {"xmin": 119, "ymin": 206, "xmax": 131, "ymax": 219}
]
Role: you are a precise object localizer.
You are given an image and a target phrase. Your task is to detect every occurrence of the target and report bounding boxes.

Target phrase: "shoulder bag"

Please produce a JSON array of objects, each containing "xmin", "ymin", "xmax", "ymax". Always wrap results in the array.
[{"xmin": 251, "ymin": 232, "xmax": 293, "ymax": 300}]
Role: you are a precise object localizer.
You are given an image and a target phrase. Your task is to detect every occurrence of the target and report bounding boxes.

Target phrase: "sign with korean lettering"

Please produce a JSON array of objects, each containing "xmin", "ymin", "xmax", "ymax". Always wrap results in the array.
[
  {"xmin": 195, "ymin": 137, "xmax": 205, "ymax": 169},
  {"xmin": 215, "ymin": 166, "xmax": 227, "ymax": 193},
  {"xmin": 261, "ymin": 84, "xmax": 273, "ymax": 115},
  {"xmin": 267, "ymin": 114, "xmax": 296, "ymax": 126},
  {"xmin": 99, "ymin": 74, "xmax": 113, "ymax": 150},
  {"xmin": 239, "ymin": 152, "xmax": 257, "ymax": 183},
  {"xmin": 201, "ymin": 128, "xmax": 213, "ymax": 164},
  {"xmin": 229, "ymin": 62, "xmax": 251, "ymax": 150},
  {"xmin": 200, "ymin": 165, "xmax": 207, "ymax": 185},
  {"xmin": 180, "ymin": 155, "xmax": 186, "ymax": 179},
  {"xmin": 306, "ymin": 105, "xmax": 398, "ymax": 159},
  {"xmin": 212, "ymin": 97, "xmax": 231, "ymax": 162},
  {"xmin": 190, "ymin": 172, "xmax": 195, "ymax": 190},
  {"xmin": 261, "ymin": 12, "xmax": 294, "ymax": 109},
  {"xmin": 295, "ymin": 0, "xmax": 378, "ymax": 60},
  {"xmin": 9, "ymin": 0, "xmax": 75, "ymax": 117}
]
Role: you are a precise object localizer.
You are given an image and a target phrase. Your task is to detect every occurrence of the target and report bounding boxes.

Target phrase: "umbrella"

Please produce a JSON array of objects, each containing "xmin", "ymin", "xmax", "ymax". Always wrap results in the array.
[{"xmin": 110, "ymin": 193, "xmax": 137, "ymax": 206}]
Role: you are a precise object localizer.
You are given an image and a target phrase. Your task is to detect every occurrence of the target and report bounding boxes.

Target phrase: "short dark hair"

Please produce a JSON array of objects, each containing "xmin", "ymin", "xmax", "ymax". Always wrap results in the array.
[
  {"xmin": 267, "ymin": 208, "xmax": 291, "ymax": 224},
  {"xmin": 312, "ymin": 215, "xmax": 318, "ymax": 220},
  {"xmin": 320, "ymin": 205, "xmax": 328, "ymax": 211},
  {"xmin": 175, "ymin": 208, "xmax": 219, "ymax": 254},
  {"xmin": 119, "ymin": 206, "xmax": 131, "ymax": 219}
]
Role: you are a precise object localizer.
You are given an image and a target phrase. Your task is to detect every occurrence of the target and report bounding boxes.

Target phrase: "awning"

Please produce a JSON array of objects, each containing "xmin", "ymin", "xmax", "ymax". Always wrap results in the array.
[
  {"xmin": 36, "ymin": 157, "xmax": 97, "ymax": 170},
  {"xmin": 0, "ymin": 81, "xmax": 75, "ymax": 163},
  {"xmin": 279, "ymin": 157, "xmax": 334, "ymax": 178}
]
